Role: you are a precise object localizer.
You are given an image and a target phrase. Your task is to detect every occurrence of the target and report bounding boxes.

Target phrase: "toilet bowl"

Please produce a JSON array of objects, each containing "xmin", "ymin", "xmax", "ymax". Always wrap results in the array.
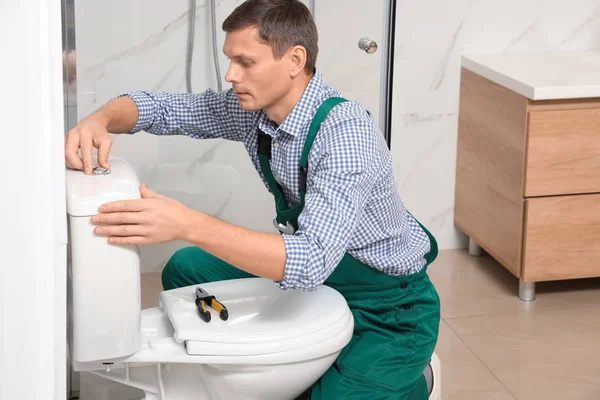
[
  {"xmin": 73, "ymin": 277, "xmax": 355, "ymax": 400},
  {"xmin": 66, "ymin": 157, "xmax": 441, "ymax": 400}
]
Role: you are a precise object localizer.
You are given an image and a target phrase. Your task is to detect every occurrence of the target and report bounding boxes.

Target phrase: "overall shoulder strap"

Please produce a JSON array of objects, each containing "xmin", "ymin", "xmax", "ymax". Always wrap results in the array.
[{"xmin": 299, "ymin": 97, "xmax": 348, "ymax": 193}]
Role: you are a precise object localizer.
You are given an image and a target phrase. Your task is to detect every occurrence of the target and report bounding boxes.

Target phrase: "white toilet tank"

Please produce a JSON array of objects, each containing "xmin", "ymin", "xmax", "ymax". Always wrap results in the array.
[{"xmin": 65, "ymin": 157, "xmax": 142, "ymax": 363}]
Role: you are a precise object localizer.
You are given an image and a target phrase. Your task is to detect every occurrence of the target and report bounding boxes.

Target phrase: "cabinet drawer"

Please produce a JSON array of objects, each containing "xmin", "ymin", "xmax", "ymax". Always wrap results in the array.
[
  {"xmin": 525, "ymin": 108, "xmax": 600, "ymax": 197},
  {"xmin": 523, "ymin": 194, "xmax": 600, "ymax": 282}
]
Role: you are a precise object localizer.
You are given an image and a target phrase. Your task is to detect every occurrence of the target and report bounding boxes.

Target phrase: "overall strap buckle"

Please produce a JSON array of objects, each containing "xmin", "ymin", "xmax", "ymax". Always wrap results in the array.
[
  {"xmin": 257, "ymin": 131, "xmax": 272, "ymax": 159},
  {"xmin": 273, "ymin": 218, "xmax": 296, "ymax": 235},
  {"xmin": 299, "ymin": 166, "xmax": 308, "ymax": 193}
]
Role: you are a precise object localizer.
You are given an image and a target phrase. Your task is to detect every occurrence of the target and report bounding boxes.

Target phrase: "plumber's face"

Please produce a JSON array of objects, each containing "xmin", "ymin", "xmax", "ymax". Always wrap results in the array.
[{"xmin": 223, "ymin": 27, "xmax": 293, "ymax": 111}]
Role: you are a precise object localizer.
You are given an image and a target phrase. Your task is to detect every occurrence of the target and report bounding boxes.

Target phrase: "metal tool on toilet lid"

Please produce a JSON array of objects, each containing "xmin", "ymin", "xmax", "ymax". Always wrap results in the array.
[{"xmin": 195, "ymin": 287, "xmax": 229, "ymax": 323}]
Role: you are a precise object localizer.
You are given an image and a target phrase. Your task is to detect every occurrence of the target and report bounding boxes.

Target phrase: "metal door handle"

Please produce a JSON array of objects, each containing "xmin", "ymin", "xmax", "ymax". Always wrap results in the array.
[{"xmin": 358, "ymin": 37, "xmax": 378, "ymax": 54}]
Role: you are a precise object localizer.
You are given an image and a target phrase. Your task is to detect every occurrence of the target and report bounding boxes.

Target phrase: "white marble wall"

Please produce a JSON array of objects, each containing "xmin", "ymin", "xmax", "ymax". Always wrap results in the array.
[
  {"xmin": 73, "ymin": 0, "xmax": 387, "ymax": 273},
  {"xmin": 391, "ymin": 0, "xmax": 600, "ymax": 249},
  {"xmin": 75, "ymin": 0, "xmax": 278, "ymax": 273}
]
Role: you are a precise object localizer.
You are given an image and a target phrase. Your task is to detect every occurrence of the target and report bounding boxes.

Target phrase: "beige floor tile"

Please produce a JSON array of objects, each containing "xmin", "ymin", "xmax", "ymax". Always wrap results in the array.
[
  {"xmin": 446, "ymin": 307, "xmax": 600, "ymax": 400},
  {"xmin": 428, "ymin": 250, "xmax": 600, "ymax": 319},
  {"xmin": 141, "ymin": 271, "xmax": 163, "ymax": 309},
  {"xmin": 436, "ymin": 320, "xmax": 515, "ymax": 400}
]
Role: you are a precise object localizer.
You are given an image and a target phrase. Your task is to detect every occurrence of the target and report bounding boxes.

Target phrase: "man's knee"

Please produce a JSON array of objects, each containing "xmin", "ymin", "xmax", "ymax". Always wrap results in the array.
[{"xmin": 161, "ymin": 246, "xmax": 209, "ymax": 290}]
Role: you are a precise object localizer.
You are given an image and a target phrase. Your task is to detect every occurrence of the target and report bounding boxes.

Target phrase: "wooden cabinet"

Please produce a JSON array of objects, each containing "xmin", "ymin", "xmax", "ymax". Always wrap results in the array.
[{"xmin": 455, "ymin": 65, "xmax": 600, "ymax": 301}]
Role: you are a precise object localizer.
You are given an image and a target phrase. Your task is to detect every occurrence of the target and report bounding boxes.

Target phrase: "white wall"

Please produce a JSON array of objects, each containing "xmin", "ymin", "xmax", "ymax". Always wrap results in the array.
[
  {"xmin": 0, "ymin": 1, "xmax": 67, "ymax": 399},
  {"xmin": 391, "ymin": 0, "xmax": 600, "ymax": 249},
  {"xmin": 74, "ymin": 0, "xmax": 265, "ymax": 274}
]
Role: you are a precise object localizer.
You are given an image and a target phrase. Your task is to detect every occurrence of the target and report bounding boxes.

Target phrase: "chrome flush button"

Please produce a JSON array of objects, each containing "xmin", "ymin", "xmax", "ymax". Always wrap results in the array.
[{"xmin": 92, "ymin": 166, "xmax": 111, "ymax": 175}]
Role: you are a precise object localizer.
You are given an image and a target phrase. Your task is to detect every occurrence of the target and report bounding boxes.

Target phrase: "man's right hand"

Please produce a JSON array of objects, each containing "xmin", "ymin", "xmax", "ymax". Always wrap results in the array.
[
  {"xmin": 64, "ymin": 95, "xmax": 140, "ymax": 174},
  {"xmin": 64, "ymin": 115, "xmax": 113, "ymax": 174}
]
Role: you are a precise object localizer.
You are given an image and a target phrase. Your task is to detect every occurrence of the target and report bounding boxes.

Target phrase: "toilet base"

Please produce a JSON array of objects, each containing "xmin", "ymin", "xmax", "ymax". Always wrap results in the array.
[
  {"xmin": 90, "ymin": 351, "xmax": 442, "ymax": 400},
  {"xmin": 87, "ymin": 352, "xmax": 341, "ymax": 400},
  {"xmin": 75, "ymin": 305, "xmax": 353, "ymax": 400}
]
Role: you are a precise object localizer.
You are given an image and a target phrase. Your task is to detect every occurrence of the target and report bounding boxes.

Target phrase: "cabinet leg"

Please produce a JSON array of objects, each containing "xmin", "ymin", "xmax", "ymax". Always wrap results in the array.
[
  {"xmin": 468, "ymin": 237, "xmax": 483, "ymax": 257},
  {"xmin": 519, "ymin": 278, "xmax": 536, "ymax": 302}
]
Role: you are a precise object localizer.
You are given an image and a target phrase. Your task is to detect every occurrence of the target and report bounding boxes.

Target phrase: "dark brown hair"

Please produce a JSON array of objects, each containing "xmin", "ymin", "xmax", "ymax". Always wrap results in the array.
[{"xmin": 222, "ymin": 0, "xmax": 318, "ymax": 74}]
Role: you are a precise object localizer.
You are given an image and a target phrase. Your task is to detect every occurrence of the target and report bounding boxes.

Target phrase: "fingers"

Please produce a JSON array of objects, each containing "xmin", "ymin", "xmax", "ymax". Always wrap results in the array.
[
  {"xmin": 80, "ymin": 134, "xmax": 94, "ymax": 175},
  {"xmin": 92, "ymin": 211, "xmax": 145, "ymax": 225},
  {"xmin": 94, "ymin": 223, "xmax": 152, "ymax": 245},
  {"xmin": 107, "ymin": 236, "xmax": 149, "ymax": 245},
  {"xmin": 94, "ymin": 223, "xmax": 146, "ymax": 238},
  {"xmin": 140, "ymin": 183, "xmax": 162, "ymax": 199},
  {"xmin": 98, "ymin": 199, "xmax": 146, "ymax": 213},
  {"xmin": 140, "ymin": 183, "xmax": 152, "ymax": 198},
  {"xmin": 140, "ymin": 183, "xmax": 170, "ymax": 200},
  {"xmin": 97, "ymin": 136, "xmax": 112, "ymax": 170},
  {"xmin": 64, "ymin": 131, "xmax": 84, "ymax": 171},
  {"xmin": 64, "ymin": 117, "xmax": 112, "ymax": 174}
]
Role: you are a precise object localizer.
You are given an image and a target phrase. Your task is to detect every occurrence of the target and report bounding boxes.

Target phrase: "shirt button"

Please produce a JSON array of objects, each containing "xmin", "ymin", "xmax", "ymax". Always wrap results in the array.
[{"xmin": 273, "ymin": 141, "xmax": 279, "ymax": 148}]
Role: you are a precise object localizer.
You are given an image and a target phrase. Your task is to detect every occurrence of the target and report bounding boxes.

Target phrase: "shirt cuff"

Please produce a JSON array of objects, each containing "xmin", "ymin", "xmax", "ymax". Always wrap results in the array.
[
  {"xmin": 116, "ymin": 92, "xmax": 156, "ymax": 134},
  {"xmin": 277, "ymin": 234, "xmax": 310, "ymax": 290}
]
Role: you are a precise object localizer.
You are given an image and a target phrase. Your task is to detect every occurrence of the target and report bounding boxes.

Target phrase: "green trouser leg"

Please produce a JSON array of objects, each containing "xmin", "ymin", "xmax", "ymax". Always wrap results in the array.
[
  {"xmin": 309, "ymin": 254, "xmax": 440, "ymax": 400},
  {"xmin": 162, "ymin": 246, "xmax": 439, "ymax": 400},
  {"xmin": 161, "ymin": 246, "xmax": 255, "ymax": 290}
]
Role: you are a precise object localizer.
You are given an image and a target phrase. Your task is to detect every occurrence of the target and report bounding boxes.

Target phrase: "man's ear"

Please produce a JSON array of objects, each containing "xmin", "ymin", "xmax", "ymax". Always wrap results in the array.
[{"xmin": 289, "ymin": 45, "xmax": 307, "ymax": 77}]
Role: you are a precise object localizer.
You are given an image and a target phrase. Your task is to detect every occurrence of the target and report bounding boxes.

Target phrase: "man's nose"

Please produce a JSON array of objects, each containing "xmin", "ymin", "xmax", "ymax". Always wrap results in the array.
[{"xmin": 224, "ymin": 64, "xmax": 239, "ymax": 83}]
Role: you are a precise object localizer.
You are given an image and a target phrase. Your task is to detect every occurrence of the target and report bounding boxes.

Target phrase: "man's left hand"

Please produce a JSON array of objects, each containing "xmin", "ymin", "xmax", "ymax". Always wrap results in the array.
[{"xmin": 92, "ymin": 183, "xmax": 195, "ymax": 245}]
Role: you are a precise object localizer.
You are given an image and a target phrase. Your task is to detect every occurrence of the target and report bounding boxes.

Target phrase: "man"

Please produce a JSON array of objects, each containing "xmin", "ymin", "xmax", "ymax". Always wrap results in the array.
[{"xmin": 64, "ymin": 0, "xmax": 440, "ymax": 398}]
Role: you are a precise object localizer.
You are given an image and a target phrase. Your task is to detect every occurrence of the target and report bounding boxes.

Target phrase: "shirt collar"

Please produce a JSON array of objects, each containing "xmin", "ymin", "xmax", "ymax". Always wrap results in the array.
[{"xmin": 259, "ymin": 69, "xmax": 324, "ymax": 137}]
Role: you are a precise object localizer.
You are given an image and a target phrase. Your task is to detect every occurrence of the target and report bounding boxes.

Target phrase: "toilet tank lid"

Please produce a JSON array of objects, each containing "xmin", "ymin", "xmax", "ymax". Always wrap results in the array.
[{"xmin": 65, "ymin": 157, "xmax": 141, "ymax": 217}]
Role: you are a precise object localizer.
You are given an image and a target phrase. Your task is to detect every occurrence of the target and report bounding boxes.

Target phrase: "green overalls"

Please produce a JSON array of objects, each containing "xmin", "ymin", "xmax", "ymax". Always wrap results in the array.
[{"xmin": 162, "ymin": 97, "xmax": 441, "ymax": 399}]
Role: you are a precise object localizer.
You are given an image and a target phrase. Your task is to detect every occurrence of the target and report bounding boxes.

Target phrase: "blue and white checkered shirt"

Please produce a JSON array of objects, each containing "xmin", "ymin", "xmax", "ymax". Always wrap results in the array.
[{"xmin": 124, "ymin": 70, "xmax": 431, "ymax": 291}]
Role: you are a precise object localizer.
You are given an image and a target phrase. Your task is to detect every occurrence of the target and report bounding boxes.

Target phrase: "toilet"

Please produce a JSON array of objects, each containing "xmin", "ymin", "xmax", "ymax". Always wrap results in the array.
[{"xmin": 66, "ymin": 157, "xmax": 441, "ymax": 400}]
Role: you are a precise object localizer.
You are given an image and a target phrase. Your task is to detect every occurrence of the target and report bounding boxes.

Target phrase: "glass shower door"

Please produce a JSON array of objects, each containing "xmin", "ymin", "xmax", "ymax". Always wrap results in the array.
[{"xmin": 311, "ymin": 0, "xmax": 393, "ymax": 138}]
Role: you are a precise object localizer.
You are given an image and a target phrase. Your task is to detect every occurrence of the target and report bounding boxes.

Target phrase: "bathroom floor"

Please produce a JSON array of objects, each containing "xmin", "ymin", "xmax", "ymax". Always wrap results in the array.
[{"xmin": 77, "ymin": 249, "xmax": 600, "ymax": 400}]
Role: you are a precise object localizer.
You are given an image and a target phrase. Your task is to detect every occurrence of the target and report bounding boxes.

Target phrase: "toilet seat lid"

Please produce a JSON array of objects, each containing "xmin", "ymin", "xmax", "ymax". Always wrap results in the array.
[{"xmin": 158, "ymin": 278, "xmax": 351, "ymax": 356}]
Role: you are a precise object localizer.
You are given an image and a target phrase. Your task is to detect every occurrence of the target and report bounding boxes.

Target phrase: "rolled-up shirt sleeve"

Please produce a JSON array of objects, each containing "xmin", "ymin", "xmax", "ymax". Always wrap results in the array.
[
  {"xmin": 277, "ymin": 106, "xmax": 381, "ymax": 291},
  {"xmin": 118, "ymin": 89, "xmax": 257, "ymax": 141}
]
